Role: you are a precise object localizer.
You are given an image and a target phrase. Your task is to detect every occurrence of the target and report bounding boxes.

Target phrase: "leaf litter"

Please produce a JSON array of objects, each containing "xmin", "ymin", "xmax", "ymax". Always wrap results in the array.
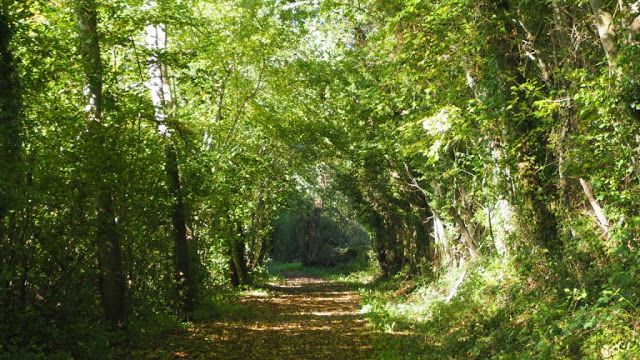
[{"xmin": 125, "ymin": 271, "xmax": 375, "ymax": 359}]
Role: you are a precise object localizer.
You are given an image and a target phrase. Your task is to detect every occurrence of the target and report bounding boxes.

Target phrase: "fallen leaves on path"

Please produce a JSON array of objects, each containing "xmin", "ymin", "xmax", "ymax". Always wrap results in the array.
[{"xmin": 125, "ymin": 272, "xmax": 374, "ymax": 359}]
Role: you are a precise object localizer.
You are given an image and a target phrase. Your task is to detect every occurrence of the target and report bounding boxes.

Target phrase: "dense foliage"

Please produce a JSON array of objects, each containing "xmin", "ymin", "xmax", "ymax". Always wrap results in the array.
[{"xmin": 1, "ymin": 0, "xmax": 639, "ymax": 358}]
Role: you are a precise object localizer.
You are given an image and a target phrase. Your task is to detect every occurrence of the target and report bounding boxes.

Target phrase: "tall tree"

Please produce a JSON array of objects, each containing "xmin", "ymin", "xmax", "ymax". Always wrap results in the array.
[
  {"xmin": 585, "ymin": 0, "xmax": 640, "ymax": 68},
  {"xmin": 301, "ymin": 197, "xmax": 323, "ymax": 266},
  {"xmin": 0, "ymin": 4, "xmax": 21, "ymax": 224},
  {"xmin": 76, "ymin": 0, "xmax": 126, "ymax": 327},
  {"xmin": 0, "ymin": 2, "xmax": 25, "ymax": 323},
  {"xmin": 145, "ymin": 1, "xmax": 195, "ymax": 313}
]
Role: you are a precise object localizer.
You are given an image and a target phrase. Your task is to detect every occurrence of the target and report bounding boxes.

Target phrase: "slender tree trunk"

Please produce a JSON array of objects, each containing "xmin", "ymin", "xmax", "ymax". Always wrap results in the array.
[
  {"xmin": 589, "ymin": 0, "xmax": 619, "ymax": 66},
  {"xmin": 307, "ymin": 197, "xmax": 323, "ymax": 264},
  {"xmin": 76, "ymin": 0, "xmax": 126, "ymax": 327},
  {"xmin": 228, "ymin": 219, "xmax": 247, "ymax": 286},
  {"xmin": 145, "ymin": 6, "xmax": 194, "ymax": 312},
  {"xmin": 432, "ymin": 182, "xmax": 452, "ymax": 266},
  {"xmin": 166, "ymin": 146, "xmax": 194, "ymax": 307},
  {"xmin": 297, "ymin": 211, "xmax": 309, "ymax": 266},
  {"xmin": 579, "ymin": 178, "xmax": 611, "ymax": 237},
  {"xmin": 622, "ymin": 1, "xmax": 640, "ymax": 44},
  {"xmin": 588, "ymin": 0, "xmax": 640, "ymax": 65},
  {"xmin": 0, "ymin": 9, "xmax": 21, "ymax": 223},
  {"xmin": 0, "ymin": 6, "xmax": 24, "ymax": 322},
  {"xmin": 432, "ymin": 209, "xmax": 450, "ymax": 266},
  {"xmin": 370, "ymin": 210, "xmax": 389, "ymax": 276},
  {"xmin": 230, "ymin": 237, "xmax": 247, "ymax": 286},
  {"xmin": 228, "ymin": 256, "xmax": 239, "ymax": 287},
  {"xmin": 369, "ymin": 207, "xmax": 403, "ymax": 277},
  {"xmin": 403, "ymin": 164, "xmax": 448, "ymax": 267},
  {"xmin": 246, "ymin": 186, "xmax": 265, "ymax": 269},
  {"xmin": 256, "ymin": 234, "xmax": 269, "ymax": 268},
  {"xmin": 452, "ymin": 211, "xmax": 478, "ymax": 259}
]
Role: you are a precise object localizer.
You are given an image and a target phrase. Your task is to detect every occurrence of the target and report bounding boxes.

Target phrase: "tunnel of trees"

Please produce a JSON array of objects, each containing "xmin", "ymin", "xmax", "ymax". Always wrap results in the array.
[{"xmin": 1, "ymin": 0, "xmax": 640, "ymax": 358}]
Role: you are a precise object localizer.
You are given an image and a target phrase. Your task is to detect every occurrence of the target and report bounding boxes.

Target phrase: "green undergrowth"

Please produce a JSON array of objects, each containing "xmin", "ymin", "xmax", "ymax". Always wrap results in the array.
[
  {"xmin": 259, "ymin": 249, "xmax": 640, "ymax": 359},
  {"xmin": 130, "ymin": 262, "xmax": 295, "ymax": 342},
  {"xmin": 120, "ymin": 283, "xmax": 257, "ymax": 357},
  {"xmin": 358, "ymin": 256, "xmax": 640, "ymax": 359},
  {"xmin": 269, "ymin": 250, "xmax": 378, "ymax": 288}
]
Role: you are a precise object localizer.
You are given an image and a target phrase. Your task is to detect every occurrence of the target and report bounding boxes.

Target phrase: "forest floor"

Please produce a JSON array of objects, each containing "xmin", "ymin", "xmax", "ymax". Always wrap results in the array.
[{"xmin": 124, "ymin": 271, "xmax": 376, "ymax": 359}]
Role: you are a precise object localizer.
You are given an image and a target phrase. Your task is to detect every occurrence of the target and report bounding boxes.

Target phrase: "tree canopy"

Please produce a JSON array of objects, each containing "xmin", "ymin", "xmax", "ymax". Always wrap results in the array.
[{"xmin": 1, "ymin": 0, "xmax": 640, "ymax": 358}]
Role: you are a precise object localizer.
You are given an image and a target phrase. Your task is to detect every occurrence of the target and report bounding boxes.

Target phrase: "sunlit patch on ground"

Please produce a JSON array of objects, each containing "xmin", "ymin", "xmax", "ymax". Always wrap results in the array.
[
  {"xmin": 244, "ymin": 289, "xmax": 271, "ymax": 297},
  {"xmin": 127, "ymin": 271, "xmax": 375, "ymax": 359}
]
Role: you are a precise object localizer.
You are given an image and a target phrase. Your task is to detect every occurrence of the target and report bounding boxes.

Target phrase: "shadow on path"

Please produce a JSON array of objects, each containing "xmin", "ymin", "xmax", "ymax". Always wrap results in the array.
[{"xmin": 127, "ymin": 271, "xmax": 375, "ymax": 359}]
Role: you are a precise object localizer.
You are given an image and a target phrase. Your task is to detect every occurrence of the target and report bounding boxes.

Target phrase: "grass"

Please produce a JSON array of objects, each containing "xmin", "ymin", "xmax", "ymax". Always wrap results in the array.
[{"xmin": 269, "ymin": 256, "xmax": 378, "ymax": 290}]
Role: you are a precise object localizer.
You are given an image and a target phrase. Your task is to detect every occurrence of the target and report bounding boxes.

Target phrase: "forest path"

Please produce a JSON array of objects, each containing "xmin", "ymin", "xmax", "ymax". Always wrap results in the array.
[{"xmin": 129, "ymin": 271, "xmax": 375, "ymax": 359}]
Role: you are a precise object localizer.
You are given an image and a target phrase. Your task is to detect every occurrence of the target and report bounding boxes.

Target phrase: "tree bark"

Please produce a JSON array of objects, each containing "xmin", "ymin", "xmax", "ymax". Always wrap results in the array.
[
  {"xmin": 256, "ymin": 236, "xmax": 269, "ymax": 268},
  {"xmin": 76, "ymin": 0, "xmax": 126, "ymax": 327},
  {"xmin": 370, "ymin": 207, "xmax": 403, "ymax": 277},
  {"xmin": 0, "ymin": 6, "xmax": 25, "ymax": 322},
  {"xmin": 230, "ymin": 237, "xmax": 247, "ymax": 286},
  {"xmin": 145, "ymin": 5, "xmax": 194, "ymax": 313},
  {"xmin": 589, "ymin": 0, "xmax": 640, "ymax": 65},
  {"xmin": 0, "ymin": 9, "xmax": 22, "ymax": 222},
  {"xmin": 228, "ymin": 217, "xmax": 248, "ymax": 286},
  {"xmin": 247, "ymin": 185, "xmax": 266, "ymax": 269},
  {"xmin": 589, "ymin": 0, "xmax": 619, "ymax": 66},
  {"xmin": 432, "ymin": 209, "xmax": 450, "ymax": 266},
  {"xmin": 452, "ymin": 211, "xmax": 478, "ymax": 259},
  {"xmin": 307, "ymin": 197, "xmax": 323, "ymax": 264},
  {"xmin": 296, "ymin": 213, "xmax": 308, "ymax": 266},
  {"xmin": 579, "ymin": 178, "xmax": 611, "ymax": 236}
]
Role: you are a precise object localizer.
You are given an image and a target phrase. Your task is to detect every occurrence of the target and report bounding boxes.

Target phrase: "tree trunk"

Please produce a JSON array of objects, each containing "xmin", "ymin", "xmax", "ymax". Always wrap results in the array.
[
  {"xmin": 166, "ymin": 147, "xmax": 194, "ymax": 309},
  {"xmin": 229, "ymin": 220, "xmax": 248, "ymax": 286},
  {"xmin": 76, "ymin": 0, "xmax": 126, "ymax": 327},
  {"xmin": 370, "ymin": 207, "xmax": 402, "ymax": 277},
  {"xmin": 432, "ymin": 209, "xmax": 450, "ymax": 267},
  {"xmin": 579, "ymin": 178, "xmax": 611, "ymax": 236},
  {"xmin": 246, "ymin": 186, "xmax": 266, "ymax": 269},
  {"xmin": 0, "ymin": 9, "xmax": 21, "ymax": 223},
  {"xmin": 296, "ymin": 213, "xmax": 308, "ymax": 266},
  {"xmin": 483, "ymin": 0, "xmax": 560, "ymax": 251},
  {"xmin": 256, "ymin": 235, "xmax": 269, "ymax": 268},
  {"xmin": 145, "ymin": 6, "xmax": 194, "ymax": 313},
  {"xmin": 228, "ymin": 256, "xmax": 239, "ymax": 287},
  {"xmin": 589, "ymin": 0, "xmax": 640, "ymax": 65},
  {"xmin": 589, "ymin": 0, "xmax": 619, "ymax": 66},
  {"xmin": 254, "ymin": 204, "xmax": 271, "ymax": 268},
  {"xmin": 432, "ymin": 182, "xmax": 452, "ymax": 266},
  {"xmin": 230, "ymin": 237, "xmax": 247, "ymax": 286},
  {"xmin": 0, "ymin": 6, "xmax": 25, "ymax": 323},
  {"xmin": 452, "ymin": 211, "xmax": 478, "ymax": 259},
  {"xmin": 370, "ymin": 210, "xmax": 389, "ymax": 276},
  {"xmin": 307, "ymin": 197, "xmax": 323, "ymax": 264},
  {"xmin": 623, "ymin": 1, "xmax": 640, "ymax": 44}
]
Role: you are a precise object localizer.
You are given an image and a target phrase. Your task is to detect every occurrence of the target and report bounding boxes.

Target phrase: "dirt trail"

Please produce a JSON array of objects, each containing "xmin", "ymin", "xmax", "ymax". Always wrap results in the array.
[{"xmin": 128, "ymin": 271, "xmax": 374, "ymax": 359}]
